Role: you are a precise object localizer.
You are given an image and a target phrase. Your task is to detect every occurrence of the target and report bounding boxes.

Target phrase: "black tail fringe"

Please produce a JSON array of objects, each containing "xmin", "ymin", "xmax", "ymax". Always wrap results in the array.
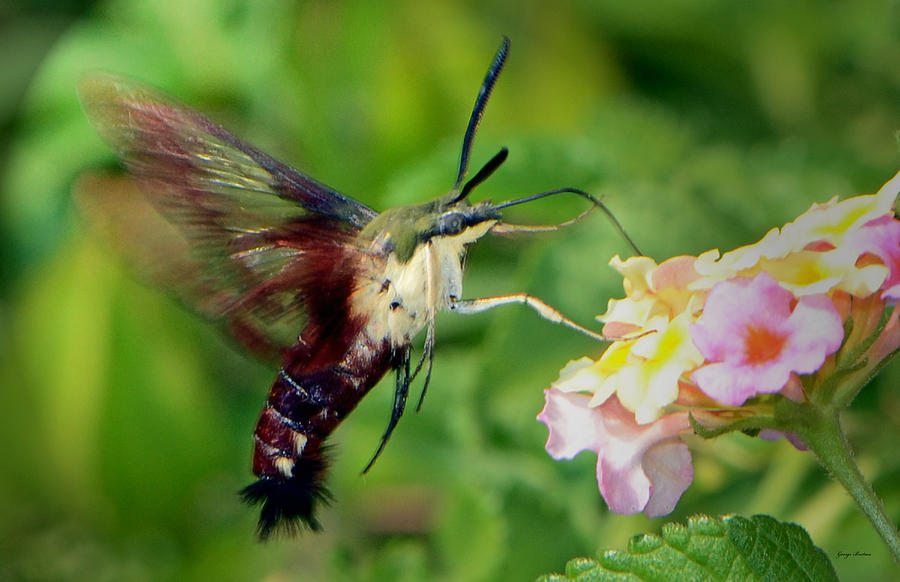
[{"xmin": 240, "ymin": 454, "xmax": 333, "ymax": 540}]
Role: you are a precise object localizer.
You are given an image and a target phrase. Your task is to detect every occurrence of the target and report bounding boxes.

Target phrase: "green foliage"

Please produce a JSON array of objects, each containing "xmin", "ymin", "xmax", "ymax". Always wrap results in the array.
[
  {"xmin": 537, "ymin": 514, "xmax": 839, "ymax": 582},
  {"xmin": 2, "ymin": 0, "xmax": 900, "ymax": 581}
]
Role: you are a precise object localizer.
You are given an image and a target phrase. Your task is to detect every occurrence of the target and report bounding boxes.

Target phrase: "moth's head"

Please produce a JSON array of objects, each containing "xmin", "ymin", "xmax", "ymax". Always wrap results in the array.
[
  {"xmin": 417, "ymin": 199, "xmax": 501, "ymax": 242},
  {"xmin": 361, "ymin": 195, "xmax": 500, "ymax": 262}
]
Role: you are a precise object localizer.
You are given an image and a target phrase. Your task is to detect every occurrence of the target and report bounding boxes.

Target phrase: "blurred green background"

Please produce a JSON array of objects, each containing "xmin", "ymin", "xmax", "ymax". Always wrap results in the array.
[{"xmin": 2, "ymin": 1, "xmax": 900, "ymax": 580}]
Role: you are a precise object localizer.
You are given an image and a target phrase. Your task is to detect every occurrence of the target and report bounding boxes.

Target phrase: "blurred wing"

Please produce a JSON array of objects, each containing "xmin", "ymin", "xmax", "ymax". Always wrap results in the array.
[{"xmin": 77, "ymin": 73, "xmax": 379, "ymax": 362}]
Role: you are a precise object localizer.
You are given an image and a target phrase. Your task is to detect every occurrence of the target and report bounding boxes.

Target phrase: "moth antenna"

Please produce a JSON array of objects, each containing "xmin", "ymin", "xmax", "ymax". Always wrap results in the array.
[
  {"xmin": 453, "ymin": 36, "xmax": 510, "ymax": 193},
  {"xmin": 452, "ymin": 147, "xmax": 508, "ymax": 204},
  {"xmin": 493, "ymin": 187, "xmax": 643, "ymax": 256},
  {"xmin": 361, "ymin": 351, "xmax": 412, "ymax": 474}
]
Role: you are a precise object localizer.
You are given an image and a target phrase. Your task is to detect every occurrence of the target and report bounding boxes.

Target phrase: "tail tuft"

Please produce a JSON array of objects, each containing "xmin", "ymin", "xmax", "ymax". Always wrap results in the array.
[{"xmin": 240, "ymin": 455, "xmax": 332, "ymax": 540}]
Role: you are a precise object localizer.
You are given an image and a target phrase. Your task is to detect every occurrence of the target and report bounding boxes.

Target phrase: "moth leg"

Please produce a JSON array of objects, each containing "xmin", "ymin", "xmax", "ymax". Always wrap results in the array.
[
  {"xmin": 490, "ymin": 207, "xmax": 594, "ymax": 234},
  {"xmin": 362, "ymin": 242, "xmax": 444, "ymax": 472},
  {"xmin": 410, "ymin": 241, "xmax": 439, "ymax": 412},
  {"xmin": 361, "ymin": 350, "xmax": 411, "ymax": 474},
  {"xmin": 412, "ymin": 314, "xmax": 436, "ymax": 412},
  {"xmin": 451, "ymin": 294, "xmax": 608, "ymax": 342}
]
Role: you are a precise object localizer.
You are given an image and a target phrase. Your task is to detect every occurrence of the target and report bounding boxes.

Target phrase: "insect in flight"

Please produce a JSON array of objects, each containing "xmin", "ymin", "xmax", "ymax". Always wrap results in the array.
[{"xmin": 76, "ymin": 37, "xmax": 638, "ymax": 539}]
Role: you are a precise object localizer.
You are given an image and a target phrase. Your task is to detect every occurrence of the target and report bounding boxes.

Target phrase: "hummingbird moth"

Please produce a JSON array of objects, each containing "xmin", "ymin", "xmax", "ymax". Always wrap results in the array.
[{"xmin": 77, "ymin": 37, "xmax": 635, "ymax": 539}]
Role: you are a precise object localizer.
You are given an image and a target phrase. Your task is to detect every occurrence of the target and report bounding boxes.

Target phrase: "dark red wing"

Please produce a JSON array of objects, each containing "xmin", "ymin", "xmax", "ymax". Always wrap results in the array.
[{"xmin": 76, "ymin": 73, "xmax": 379, "ymax": 362}]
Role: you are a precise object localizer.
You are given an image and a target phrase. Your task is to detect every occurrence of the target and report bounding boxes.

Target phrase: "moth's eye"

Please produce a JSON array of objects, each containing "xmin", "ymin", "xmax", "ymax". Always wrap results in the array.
[{"xmin": 439, "ymin": 212, "xmax": 466, "ymax": 236}]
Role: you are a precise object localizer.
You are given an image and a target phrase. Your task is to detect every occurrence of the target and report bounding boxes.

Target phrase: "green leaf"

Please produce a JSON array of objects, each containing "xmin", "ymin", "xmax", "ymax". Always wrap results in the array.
[{"xmin": 536, "ymin": 514, "xmax": 838, "ymax": 582}]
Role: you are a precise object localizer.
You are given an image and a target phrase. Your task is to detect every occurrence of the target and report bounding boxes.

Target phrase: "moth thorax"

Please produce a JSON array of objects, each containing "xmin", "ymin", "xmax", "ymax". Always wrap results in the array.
[{"xmin": 351, "ymin": 233, "xmax": 475, "ymax": 346}]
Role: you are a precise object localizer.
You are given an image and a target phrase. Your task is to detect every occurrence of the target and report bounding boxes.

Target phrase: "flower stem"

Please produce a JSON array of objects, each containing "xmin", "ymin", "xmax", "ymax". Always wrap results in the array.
[{"xmin": 795, "ymin": 405, "xmax": 900, "ymax": 565}]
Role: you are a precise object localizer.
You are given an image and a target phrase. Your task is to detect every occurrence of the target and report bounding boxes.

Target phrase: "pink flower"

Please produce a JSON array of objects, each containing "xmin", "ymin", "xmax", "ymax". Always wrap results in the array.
[
  {"xmin": 690, "ymin": 272, "xmax": 844, "ymax": 406},
  {"xmin": 844, "ymin": 214, "xmax": 900, "ymax": 300},
  {"xmin": 870, "ymin": 309, "xmax": 900, "ymax": 364},
  {"xmin": 537, "ymin": 389, "xmax": 693, "ymax": 517}
]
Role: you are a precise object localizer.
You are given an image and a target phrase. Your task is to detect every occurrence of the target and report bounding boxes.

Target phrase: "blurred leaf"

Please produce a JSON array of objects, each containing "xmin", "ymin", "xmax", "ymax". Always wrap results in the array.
[{"xmin": 433, "ymin": 483, "xmax": 506, "ymax": 582}]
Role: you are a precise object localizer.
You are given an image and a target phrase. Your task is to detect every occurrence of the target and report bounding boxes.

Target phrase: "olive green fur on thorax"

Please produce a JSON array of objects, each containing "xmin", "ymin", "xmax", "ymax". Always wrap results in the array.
[{"xmin": 360, "ymin": 195, "xmax": 500, "ymax": 263}]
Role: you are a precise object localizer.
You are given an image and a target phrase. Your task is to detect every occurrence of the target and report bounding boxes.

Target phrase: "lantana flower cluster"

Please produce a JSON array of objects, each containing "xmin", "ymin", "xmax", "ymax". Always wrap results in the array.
[{"xmin": 538, "ymin": 171, "xmax": 900, "ymax": 518}]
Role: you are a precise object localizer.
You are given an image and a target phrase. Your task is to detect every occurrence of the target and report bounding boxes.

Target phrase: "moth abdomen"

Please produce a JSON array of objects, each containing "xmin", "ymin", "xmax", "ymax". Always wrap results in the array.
[
  {"xmin": 242, "ymin": 336, "xmax": 395, "ymax": 539},
  {"xmin": 243, "ymin": 379, "xmax": 331, "ymax": 538},
  {"xmin": 240, "ymin": 455, "xmax": 331, "ymax": 538}
]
